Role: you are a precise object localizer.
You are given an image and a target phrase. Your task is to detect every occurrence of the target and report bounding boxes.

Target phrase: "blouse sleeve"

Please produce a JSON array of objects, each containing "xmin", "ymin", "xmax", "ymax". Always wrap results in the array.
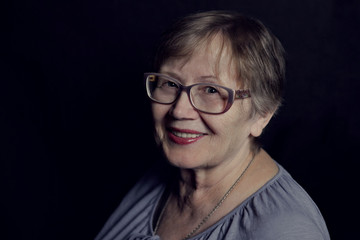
[{"xmin": 252, "ymin": 210, "xmax": 328, "ymax": 240}]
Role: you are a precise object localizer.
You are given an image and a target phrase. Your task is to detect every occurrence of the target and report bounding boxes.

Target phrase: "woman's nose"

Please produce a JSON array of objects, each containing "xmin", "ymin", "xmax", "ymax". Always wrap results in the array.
[{"xmin": 169, "ymin": 91, "xmax": 198, "ymax": 119}]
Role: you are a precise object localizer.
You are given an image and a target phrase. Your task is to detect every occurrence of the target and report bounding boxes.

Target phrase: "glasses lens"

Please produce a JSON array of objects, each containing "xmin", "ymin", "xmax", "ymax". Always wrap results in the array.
[
  {"xmin": 190, "ymin": 84, "xmax": 230, "ymax": 114},
  {"xmin": 146, "ymin": 74, "xmax": 179, "ymax": 103}
]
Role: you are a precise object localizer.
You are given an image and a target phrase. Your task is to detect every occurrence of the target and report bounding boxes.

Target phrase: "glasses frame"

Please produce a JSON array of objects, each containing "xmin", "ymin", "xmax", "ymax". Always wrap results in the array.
[{"xmin": 144, "ymin": 72, "xmax": 251, "ymax": 114}]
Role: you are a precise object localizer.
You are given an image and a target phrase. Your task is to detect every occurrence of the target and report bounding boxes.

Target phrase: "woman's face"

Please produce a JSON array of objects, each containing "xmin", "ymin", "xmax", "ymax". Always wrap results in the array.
[{"xmin": 152, "ymin": 37, "xmax": 271, "ymax": 170}]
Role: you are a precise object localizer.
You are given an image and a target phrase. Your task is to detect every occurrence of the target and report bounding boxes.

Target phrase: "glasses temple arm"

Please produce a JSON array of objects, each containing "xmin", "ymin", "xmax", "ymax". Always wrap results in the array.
[{"xmin": 235, "ymin": 90, "xmax": 251, "ymax": 99}]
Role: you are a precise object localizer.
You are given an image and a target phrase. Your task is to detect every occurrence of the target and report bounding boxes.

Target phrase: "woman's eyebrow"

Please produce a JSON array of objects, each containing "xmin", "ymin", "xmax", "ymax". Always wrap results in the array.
[
  {"xmin": 198, "ymin": 75, "xmax": 229, "ymax": 85},
  {"xmin": 160, "ymin": 72, "xmax": 221, "ymax": 84},
  {"xmin": 160, "ymin": 71, "xmax": 181, "ymax": 80},
  {"xmin": 198, "ymin": 75, "xmax": 218, "ymax": 82}
]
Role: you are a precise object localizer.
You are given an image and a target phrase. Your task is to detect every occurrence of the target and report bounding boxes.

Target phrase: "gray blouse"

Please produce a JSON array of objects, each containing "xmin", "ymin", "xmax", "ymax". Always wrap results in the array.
[{"xmin": 95, "ymin": 163, "xmax": 330, "ymax": 240}]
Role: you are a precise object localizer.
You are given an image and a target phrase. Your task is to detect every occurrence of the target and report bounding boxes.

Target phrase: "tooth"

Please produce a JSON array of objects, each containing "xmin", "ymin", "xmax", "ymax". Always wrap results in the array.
[{"xmin": 173, "ymin": 131, "xmax": 201, "ymax": 138}]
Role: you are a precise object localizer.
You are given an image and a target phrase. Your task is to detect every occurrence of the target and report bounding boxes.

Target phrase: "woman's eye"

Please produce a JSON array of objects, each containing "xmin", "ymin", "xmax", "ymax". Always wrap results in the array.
[
  {"xmin": 205, "ymin": 86, "xmax": 219, "ymax": 94},
  {"xmin": 158, "ymin": 79, "xmax": 178, "ymax": 88},
  {"xmin": 166, "ymin": 81, "xmax": 178, "ymax": 88}
]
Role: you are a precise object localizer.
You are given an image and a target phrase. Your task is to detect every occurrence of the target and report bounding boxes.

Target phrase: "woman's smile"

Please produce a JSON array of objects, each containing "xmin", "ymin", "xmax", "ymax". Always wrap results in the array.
[{"xmin": 167, "ymin": 127, "xmax": 207, "ymax": 145}]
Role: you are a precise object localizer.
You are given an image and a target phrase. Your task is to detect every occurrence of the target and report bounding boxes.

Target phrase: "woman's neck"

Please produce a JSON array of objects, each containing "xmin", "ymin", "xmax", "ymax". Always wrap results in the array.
[{"xmin": 175, "ymin": 150, "xmax": 254, "ymax": 209}]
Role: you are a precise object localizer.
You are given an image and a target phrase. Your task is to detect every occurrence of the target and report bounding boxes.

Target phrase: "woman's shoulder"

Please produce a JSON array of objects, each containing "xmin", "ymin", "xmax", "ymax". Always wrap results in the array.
[
  {"xmin": 229, "ymin": 163, "xmax": 330, "ymax": 239},
  {"xmin": 94, "ymin": 162, "xmax": 170, "ymax": 240},
  {"xmin": 251, "ymin": 163, "xmax": 321, "ymax": 214}
]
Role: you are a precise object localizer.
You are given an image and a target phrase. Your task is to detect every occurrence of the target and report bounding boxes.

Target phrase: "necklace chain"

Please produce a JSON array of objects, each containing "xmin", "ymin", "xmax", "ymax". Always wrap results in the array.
[{"xmin": 154, "ymin": 154, "xmax": 256, "ymax": 240}]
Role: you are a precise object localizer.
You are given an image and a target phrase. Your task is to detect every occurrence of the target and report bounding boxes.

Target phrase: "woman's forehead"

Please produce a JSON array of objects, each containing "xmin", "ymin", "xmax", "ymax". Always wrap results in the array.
[{"xmin": 160, "ymin": 39, "xmax": 240, "ymax": 85}]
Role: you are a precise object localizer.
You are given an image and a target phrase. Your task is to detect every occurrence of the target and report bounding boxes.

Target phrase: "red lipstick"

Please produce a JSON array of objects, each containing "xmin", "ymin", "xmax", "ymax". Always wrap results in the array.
[{"xmin": 167, "ymin": 127, "xmax": 206, "ymax": 145}]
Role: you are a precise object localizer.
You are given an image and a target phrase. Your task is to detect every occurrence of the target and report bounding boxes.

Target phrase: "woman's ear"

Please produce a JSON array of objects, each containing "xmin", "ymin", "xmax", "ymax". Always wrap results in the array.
[{"xmin": 250, "ymin": 112, "xmax": 274, "ymax": 137}]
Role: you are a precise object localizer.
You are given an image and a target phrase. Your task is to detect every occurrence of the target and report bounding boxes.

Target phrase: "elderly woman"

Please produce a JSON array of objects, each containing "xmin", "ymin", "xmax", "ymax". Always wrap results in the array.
[{"xmin": 96, "ymin": 11, "xmax": 330, "ymax": 240}]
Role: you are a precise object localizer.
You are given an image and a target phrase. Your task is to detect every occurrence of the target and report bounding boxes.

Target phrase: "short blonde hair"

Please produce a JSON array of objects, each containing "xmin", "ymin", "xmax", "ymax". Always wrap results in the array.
[{"xmin": 154, "ymin": 11, "xmax": 286, "ymax": 117}]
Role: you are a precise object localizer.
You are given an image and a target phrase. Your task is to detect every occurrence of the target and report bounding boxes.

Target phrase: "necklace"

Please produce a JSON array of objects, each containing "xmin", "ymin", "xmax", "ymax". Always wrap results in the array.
[{"xmin": 154, "ymin": 153, "xmax": 256, "ymax": 240}]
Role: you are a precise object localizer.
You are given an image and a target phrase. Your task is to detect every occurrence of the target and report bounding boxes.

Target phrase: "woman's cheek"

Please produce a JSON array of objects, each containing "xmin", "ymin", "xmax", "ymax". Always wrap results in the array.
[{"xmin": 152, "ymin": 104, "xmax": 169, "ymax": 144}]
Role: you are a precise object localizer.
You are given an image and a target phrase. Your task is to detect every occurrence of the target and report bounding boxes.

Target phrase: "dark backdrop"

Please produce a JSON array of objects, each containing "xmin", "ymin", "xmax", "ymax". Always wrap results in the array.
[{"xmin": 2, "ymin": 0, "xmax": 359, "ymax": 239}]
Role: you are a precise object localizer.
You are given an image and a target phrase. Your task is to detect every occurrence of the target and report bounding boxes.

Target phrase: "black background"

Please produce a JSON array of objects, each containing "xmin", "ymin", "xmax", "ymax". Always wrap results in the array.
[{"xmin": 2, "ymin": 0, "xmax": 359, "ymax": 239}]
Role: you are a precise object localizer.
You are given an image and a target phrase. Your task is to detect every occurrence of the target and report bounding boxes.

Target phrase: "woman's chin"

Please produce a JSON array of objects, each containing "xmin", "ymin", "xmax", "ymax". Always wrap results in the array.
[
  {"xmin": 161, "ymin": 142, "xmax": 212, "ymax": 170},
  {"xmin": 164, "ymin": 154, "xmax": 205, "ymax": 170}
]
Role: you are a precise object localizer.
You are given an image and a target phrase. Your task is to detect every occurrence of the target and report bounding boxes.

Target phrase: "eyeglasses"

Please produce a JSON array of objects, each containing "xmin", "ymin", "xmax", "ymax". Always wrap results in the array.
[{"xmin": 145, "ymin": 73, "xmax": 251, "ymax": 114}]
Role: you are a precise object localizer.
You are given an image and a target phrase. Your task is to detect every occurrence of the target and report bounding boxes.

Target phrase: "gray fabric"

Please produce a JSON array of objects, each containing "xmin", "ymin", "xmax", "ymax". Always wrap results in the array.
[{"xmin": 95, "ymin": 163, "xmax": 330, "ymax": 240}]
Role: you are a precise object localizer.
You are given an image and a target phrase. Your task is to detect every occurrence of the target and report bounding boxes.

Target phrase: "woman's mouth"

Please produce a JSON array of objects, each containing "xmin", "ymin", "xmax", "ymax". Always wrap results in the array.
[{"xmin": 167, "ymin": 128, "xmax": 206, "ymax": 145}]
